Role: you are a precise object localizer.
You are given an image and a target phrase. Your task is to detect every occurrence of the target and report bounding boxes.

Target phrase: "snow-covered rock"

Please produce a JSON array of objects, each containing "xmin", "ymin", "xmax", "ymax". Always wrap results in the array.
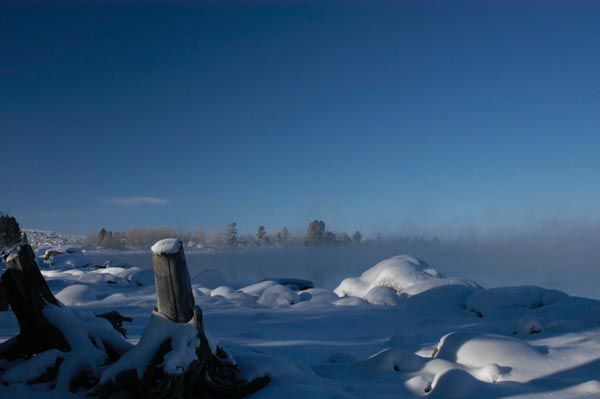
[
  {"xmin": 433, "ymin": 332, "xmax": 548, "ymax": 382},
  {"xmin": 334, "ymin": 255, "xmax": 443, "ymax": 298},
  {"xmin": 239, "ymin": 280, "xmax": 279, "ymax": 297},
  {"xmin": 38, "ymin": 246, "xmax": 92, "ymax": 269},
  {"xmin": 334, "ymin": 255, "xmax": 477, "ymax": 303},
  {"xmin": 257, "ymin": 284, "xmax": 300, "ymax": 307}
]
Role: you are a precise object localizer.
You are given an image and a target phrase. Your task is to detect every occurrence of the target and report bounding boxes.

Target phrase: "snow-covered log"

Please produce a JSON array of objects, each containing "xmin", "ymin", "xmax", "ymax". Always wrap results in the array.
[
  {"xmin": 0, "ymin": 244, "xmax": 133, "ymax": 391},
  {"xmin": 91, "ymin": 239, "xmax": 269, "ymax": 398}
]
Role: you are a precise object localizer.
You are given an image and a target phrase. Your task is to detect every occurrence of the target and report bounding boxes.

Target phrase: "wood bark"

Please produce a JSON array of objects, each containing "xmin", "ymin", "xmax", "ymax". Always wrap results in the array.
[{"xmin": 152, "ymin": 242, "xmax": 195, "ymax": 323}]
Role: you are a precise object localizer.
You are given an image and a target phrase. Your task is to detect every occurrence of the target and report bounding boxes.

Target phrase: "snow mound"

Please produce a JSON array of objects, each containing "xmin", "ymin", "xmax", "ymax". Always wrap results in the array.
[
  {"xmin": 349, "ymin": 348, "xmax": 426, "ymax": 374},
  {"xmin": 465, "ymin": 286, "xmax": 570, "ymax": 317},
  {"xmin": 151, "ymin": 238, "xmax": 182, "ymax": 255},
  {"xmin": 514, "ymin": 299, "xmax": 600, "ymax": 335},
  {"xmin": 428, "ymin": 368, "xmax": 489, "ymax": 398},
  {"xmin": 433, "ymin": 332, "xmax": 548, "ymax": 382},
  {"xmin": 99, "ymin": 311, "xmax": 202, "ymax": 382},
  {"xmin": 257, "ymin": 284, "xmax": 300, "ymax": 307},
  {"xmin": 239, "ymin": 280, "xmax": 279, "ymax": 297},
  {"xmin": 364, "ymin": 286, "xmax": 401, "ymax": 306},
  {"xmin": 334, "ymin": 255, "xmax": 444, "ymax": 298},
  {"xmin": 334, "ymin": 255, "xmax": 475, "ymax": 302},
  {"xmin": 56, "ymin": 284, "xmax": 98, "ymax": 305}
]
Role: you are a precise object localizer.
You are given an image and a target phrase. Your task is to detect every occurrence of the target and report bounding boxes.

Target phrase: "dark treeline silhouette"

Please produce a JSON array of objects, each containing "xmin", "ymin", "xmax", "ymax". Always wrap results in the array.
[
  {"xmin": 83, "ymin": 220, "xmax": 364, "ymax": 250},
  {"xmin": 0, "ymin": 212, "xmax": 23, "ymax": 248}
]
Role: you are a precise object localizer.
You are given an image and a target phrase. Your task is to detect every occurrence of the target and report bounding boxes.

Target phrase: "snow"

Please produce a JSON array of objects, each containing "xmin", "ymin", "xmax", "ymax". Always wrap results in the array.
[
  {"xmin": 334, "ymin": 255, "xmax": 451, "ymax": 298},
  {"xmin": 2, "ymin": 253, "xmax": 600, "ymax": 399},
  {"xmin": 150, "ymin": 238, "xmax": 182, "ymax": 255},
  {"xmin": 257, "ymin": 284, "xmax": 300, "ymax": 307},
  {"xmin": 99, "ymin": 311, "xmax": 201, "ymax": 382},
  {"xmin": 465, "ymin": 286, "xmax": 570, "ymax": 317}
]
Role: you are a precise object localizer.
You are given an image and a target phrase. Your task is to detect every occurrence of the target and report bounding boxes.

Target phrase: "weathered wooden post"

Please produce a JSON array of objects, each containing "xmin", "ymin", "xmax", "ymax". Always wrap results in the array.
[{"xmin": 151, "ymin": 238, "xmax": 195, "ymax": 322}]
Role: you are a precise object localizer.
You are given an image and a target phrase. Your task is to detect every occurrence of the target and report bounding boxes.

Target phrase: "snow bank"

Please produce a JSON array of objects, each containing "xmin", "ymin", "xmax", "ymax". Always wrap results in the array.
[{"xmin": 150, "ymin": 238, "xmax": 182, "ymax": 255}]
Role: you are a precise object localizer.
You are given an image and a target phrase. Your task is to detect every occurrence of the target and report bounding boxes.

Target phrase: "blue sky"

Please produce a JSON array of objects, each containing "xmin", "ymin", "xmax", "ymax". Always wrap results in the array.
[{"xmin": 1, "ymin": 1, "xmax": 600, "ymax": 236}]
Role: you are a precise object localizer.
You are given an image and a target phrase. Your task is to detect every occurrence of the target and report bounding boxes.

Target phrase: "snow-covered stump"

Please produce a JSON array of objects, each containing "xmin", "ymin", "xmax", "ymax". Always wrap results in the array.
[
  {"xmin": 0, "ymin": 244, "xmax": 68, "ymax": 359},
  {"xmin": 92, "ymin": 238, "xmax": 269, "ymax": 398},
  {"xmin": 0, "ymin": 244, "xmax": 133, "ymax": 391}
]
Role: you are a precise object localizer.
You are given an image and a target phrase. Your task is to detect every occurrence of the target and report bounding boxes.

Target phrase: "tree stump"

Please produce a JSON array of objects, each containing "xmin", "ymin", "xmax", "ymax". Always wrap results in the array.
[
  {"xmin": 0, "ymin": 244, "xmax": 133, "ymax": 390},
  {"xmin": 94, "ymin": 238, "xmax": 269, "ymax": 398},
  {"xmin": 0, "ymin": 244, "xmax": 68, "ymax": 359}
]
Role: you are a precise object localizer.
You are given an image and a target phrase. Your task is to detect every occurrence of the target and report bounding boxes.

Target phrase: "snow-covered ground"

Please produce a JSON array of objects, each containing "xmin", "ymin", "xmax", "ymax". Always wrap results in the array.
[
  {"xmin": 22, "ymin": 229, "xmax": 84, "ymax": 248},
  {"xmin": 2, "ymin": 252, "xmax": 600, "ymax": 398}
]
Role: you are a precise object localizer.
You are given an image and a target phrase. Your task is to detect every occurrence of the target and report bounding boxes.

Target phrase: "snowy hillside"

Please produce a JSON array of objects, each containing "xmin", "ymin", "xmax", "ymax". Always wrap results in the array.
[
  {"xmin": 1, "ymin": 254, "xmax": 600, "ymax": 398},
  {"xmin": 23, "ymin": 229, "xmax": 84, "ymax": 248}
]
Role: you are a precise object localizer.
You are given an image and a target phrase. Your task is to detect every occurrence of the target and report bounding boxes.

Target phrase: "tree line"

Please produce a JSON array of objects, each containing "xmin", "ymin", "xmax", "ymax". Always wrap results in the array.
[
  {"xmin": 83, "ymin": 220, "xmax": 363, "ymax": 250},
  {"xmin": 0, "ymin": 212, "xmax": 23, "ymax": 248}
]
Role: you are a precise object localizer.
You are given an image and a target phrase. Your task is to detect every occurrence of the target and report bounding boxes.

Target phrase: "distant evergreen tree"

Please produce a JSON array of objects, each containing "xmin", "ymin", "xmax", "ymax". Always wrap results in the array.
[
  {"xmin": 278, "ymin": 226, "xmax": 290, "ymax": 245},
  {"xmin": 352, "ymin": 230, "xmax": 362, "ymax": 244},
  {"xmin": 22, "ymin": 232, "xmax": 29, "ymax": 244},
  {"xmin": 98, "ymin": 228, "xmax": 109, "ymax": 244},
  {"xmin": 225, "ymin": 223, "xmax": 238, "ymax": 247},
  {"xmin": 305, "ymin": 220, "xmax": 325, "ymax": 246},
  {"xmin": 0, "ymin": 212, "xmax": 22, "ymax": 248},
  {"xmin": 256, "ymin": 225, "xmax": 268, "ymax": 246}
]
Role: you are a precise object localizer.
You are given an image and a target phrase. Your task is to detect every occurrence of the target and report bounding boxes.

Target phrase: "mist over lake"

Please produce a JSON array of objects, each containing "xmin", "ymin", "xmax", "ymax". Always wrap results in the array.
[{"xmin": 86, "ymin": 237, "xmax": 600, "ymax": 299}]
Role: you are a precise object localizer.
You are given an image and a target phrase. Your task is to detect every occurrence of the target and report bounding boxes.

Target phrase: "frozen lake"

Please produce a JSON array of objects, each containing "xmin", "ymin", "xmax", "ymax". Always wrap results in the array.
[{"xmin": 86, "ymin": 242, "xmax": 600, "ymax": 299}]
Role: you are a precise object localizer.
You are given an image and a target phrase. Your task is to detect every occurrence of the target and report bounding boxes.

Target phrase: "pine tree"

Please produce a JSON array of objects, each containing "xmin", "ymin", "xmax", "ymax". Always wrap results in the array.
[
  {"xmin": 256, "ymin": 225, "xmax": 268, "ymax": 246},
  {"xmin": 279, "ymin": 226, "xmax": 289, "ymax": 244},
  {"xmin": 352, "ymin": 230, "xmax": 362, "ymax": 244},
  {"xmin": 0, "ymin": 212, "xmax": 22, "ymax": 247},
  {"xmin": 225, "ymin": 223, "xmax": 238, "ymax": 248},
  {"xmin": 305, "ymin": 220, "xmax": 325, "ymax": 246}
]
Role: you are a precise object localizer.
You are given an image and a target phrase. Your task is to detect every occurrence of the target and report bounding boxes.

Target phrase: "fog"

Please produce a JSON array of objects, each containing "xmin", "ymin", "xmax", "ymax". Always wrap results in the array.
[{"xmin": 86, "ymin": 222, "xmax": 600, "ymax": 299}]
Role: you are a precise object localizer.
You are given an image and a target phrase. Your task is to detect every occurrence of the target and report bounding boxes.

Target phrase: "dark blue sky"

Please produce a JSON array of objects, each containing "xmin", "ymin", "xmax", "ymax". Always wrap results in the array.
[{"xmin": 1, "ymin": 1, "xmax": 600, "ymax": 235}]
